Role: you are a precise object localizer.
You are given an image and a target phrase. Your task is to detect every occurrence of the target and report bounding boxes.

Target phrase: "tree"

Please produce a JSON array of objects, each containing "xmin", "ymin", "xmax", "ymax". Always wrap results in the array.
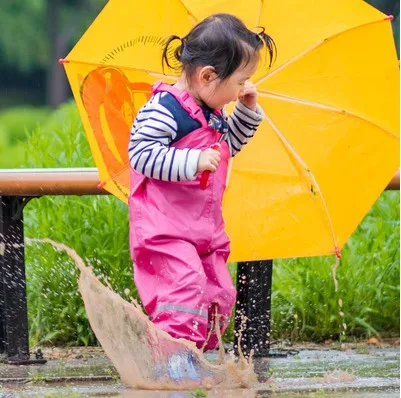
[
  {"xmin": 46, "ymin": 0, "xmax": 107, "ymax": 106},
  {"xmin": 0, "ymin": 0, "xmax": 106, "ymax": 107},
  {"xmin": 0, "ymin": 2, "xmax": 48, "ymax": 72},
  {"xmin": 0, "ymin": 1, "xmax": 398, "ymax": 107}
]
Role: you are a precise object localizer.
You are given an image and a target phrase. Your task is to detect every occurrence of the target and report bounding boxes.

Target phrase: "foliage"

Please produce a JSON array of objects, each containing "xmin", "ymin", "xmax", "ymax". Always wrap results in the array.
[
  {"xmin": 5, "ymin": 105, "xmax": 400, "ymax": 346},
  {"xmin": 271, "ymin": 191, "xmax": 400, "ymax": 341},
  {"xmin": 0, "ymin": 106, "xmax": 50, "ymax": 144},
  {"xmin": 21, "ymin": 102, "xmax": 93, "ymax": 168},
  {"xmin": 20, "ymin": 103, "xmax": 134, "ymax": 346},
  {"xmin": 0, "ymin": 1, "xmax": 397, "ymax": 75},
  {"xmin": 0, "ymin": 1, "xmax": 107, "ymax": 72},
  {"xmin": 0, "ymin": 106, "xmax": 51, "ymax": 168},
  {"xmin": 0, "ymin": 2, "xmax": 47, "ymax": 72},
  {"xmin": 0, "ymin": 0, "xmax": 398, "ymax": 107}
]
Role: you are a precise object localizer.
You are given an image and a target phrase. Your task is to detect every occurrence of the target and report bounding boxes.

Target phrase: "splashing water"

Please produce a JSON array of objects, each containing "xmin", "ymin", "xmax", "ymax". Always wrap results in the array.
[
  {"xmin": 27, "ymin": 238, "xmax": 257, "ymax": 390},
  {"xmin": 331, "ymin": 256, "xmax": 347, "ymax": 338}
]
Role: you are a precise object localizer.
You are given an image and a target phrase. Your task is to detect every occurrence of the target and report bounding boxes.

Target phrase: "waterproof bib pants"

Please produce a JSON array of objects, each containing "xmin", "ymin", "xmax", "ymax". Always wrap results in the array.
[{"xmin": 129, "ymin": 82, "xmax": 236, "ymax": 350}]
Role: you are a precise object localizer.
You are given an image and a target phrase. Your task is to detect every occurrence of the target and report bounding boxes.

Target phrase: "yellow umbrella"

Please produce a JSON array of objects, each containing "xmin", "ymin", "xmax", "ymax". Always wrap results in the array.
[{"xmin": 61, "ymin": 0, "xmax": 399, "ymax": 261}]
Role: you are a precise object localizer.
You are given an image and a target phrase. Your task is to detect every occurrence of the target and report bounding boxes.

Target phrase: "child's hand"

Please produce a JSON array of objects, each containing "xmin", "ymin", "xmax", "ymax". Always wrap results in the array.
[
  {"xmin": 238, "ymin": 82, "xmax": 257, "ymax": 112},
  {"xmin": 197, "ymin": 148, "xmax": 221, "ymax": 172}
]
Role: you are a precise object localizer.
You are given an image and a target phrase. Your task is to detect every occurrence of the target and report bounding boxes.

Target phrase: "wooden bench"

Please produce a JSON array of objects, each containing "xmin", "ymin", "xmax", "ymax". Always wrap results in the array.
[{"xmin": 0, "ymin": 168, "xmax": 399, "ymax": 364}]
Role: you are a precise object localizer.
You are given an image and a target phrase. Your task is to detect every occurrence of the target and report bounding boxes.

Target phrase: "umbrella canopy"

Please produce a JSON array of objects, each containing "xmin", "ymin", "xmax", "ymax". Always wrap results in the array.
[{"xmin": 62, "ymin": 0, "xmax": 399, "ymax": 261}]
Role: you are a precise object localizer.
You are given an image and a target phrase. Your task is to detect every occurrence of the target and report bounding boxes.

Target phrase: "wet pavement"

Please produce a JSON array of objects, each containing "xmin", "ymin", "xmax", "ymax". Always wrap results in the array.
[{"xmin": 0, "ymin": 345, "xmax": 399, "ymax": 397}]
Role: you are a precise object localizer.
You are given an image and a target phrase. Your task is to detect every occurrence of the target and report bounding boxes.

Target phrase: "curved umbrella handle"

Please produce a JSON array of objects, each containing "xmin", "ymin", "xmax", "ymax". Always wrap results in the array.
[{"xmin": 200, "ymin": 143, "xmax": 220, "ymax": 190}]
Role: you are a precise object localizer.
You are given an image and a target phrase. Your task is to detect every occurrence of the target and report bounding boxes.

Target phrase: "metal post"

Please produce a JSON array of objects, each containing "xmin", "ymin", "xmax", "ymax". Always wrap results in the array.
[
  {"xmin": 0, "ymin": 196, "xmax": 45, "ymax": 364},
  {"xmin": 234, "ymin": 260, "xmax": 273, "ymax": 357}
]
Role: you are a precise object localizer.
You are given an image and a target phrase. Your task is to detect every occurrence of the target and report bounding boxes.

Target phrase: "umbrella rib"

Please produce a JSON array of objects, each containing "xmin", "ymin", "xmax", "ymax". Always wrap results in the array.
[
  {"xmin": 263, "ymin": 112, "xmax": 340, "ymax": 254},
  {"xmin": 177, "ymin": 0, "xmax": 200, "ymax": 24},
  {"xmin": 65, "ymin": 59, "xmax": 178, "ymax": 81},
  {"xmin": 255, "ymin": 0, "xmax": 264, "ymax": 30},
  {"xmin": 258, "ymin": 91, "xmax": 399, "ymax": 140},
  {"xmin": 254, "ymin": 17, "xmax": 391, "ymax": 86}
]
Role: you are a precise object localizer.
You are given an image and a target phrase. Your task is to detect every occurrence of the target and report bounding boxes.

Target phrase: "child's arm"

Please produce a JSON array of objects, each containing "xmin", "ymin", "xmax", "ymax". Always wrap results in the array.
[
  {"xmin": 225, "ymin": 101, "xmax": 264, "ymax": 157},
  {"xmin": 129, "ymin": 99, "xmax": 201, "ymax": 181}
]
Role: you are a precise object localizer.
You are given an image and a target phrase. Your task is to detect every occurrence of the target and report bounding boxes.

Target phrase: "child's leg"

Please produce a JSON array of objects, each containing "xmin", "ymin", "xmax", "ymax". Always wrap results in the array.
[
  {"xmin": 133, "ymin": 238, "xmax": 210, "ymax": 349},
  {"xmin": 201, "ymin": 245, "xmax": 237, "ymax": 351}
]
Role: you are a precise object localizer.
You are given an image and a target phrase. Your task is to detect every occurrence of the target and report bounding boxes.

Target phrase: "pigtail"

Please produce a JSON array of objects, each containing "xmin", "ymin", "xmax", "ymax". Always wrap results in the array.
[
  {"xmin": 255, "ymin": 27, "xmax": 277, "ymax": 68},
  {"xmin": 162, "ymin": 35, "xmax": 184, "ymax": 73}
]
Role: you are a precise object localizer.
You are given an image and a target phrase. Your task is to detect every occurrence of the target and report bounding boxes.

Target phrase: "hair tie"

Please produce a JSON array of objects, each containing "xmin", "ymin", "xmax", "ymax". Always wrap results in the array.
[
  {"xmin": 180, "ymin": 36, "xmax": 187, "ymax": 47},
  {"xmin": 255, "ymin": 26, "xmax": 265, "ymax": 40}
]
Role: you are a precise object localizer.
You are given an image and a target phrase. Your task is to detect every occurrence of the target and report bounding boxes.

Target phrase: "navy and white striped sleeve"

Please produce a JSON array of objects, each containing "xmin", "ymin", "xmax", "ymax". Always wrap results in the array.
[
  {"xmin": 128, "ymin": 94, "xmax": 201, "ymax": 181},
  {"xmin": 225, "ymin": 101, "xmax": 265, "ymax": 157}
]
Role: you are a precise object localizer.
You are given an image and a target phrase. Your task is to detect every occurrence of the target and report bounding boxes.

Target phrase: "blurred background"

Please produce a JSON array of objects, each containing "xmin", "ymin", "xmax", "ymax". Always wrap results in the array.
[
  {"xmin": 0, "ymin": 0, "xmax": 107, "ymax": 108},
  {"xmin": 0, "ymin": 0, "xmax": 399, "ymax": 110},
  {"xmin": 0, "ymin": 0, "xmax": 399, "ymax": 166},
  {"xmin": 0, "ymin": 1, "xmax": 399, "ymax": 348}
]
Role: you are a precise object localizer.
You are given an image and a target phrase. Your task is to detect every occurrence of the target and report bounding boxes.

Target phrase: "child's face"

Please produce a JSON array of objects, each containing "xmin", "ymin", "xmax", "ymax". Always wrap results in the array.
[{"xmin": 200, "ymin": 57, "xmax": 259, "ymax": 110}]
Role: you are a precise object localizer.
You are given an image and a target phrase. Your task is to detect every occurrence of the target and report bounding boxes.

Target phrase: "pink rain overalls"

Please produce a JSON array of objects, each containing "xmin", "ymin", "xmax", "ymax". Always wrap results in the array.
[{"xmin": 129, "ymin": 82, "xmax": 236, "ymax": 351}]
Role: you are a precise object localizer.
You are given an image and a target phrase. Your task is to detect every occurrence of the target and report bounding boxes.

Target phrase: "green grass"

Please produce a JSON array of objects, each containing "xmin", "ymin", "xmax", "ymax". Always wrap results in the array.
[
  {"xmin": 18, "ymin": 102, "xmax": 135, "ymax": 346},
  {"xmin": 0, "ymin": 106, "xmax": 51, "ymax": 168},
  {"xmin": 271, "ymin": 189, "xmax": 400, "ymax": 341},
  {"xmin": 2, "ymin": 103, "xmax": 399, "ymax": 347}
]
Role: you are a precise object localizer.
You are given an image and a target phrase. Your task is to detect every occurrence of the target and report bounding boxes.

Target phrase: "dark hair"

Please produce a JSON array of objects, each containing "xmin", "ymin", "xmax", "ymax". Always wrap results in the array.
[{"xmin": 162, "ymin": 13, "xmax": 277, "ymax": 80}]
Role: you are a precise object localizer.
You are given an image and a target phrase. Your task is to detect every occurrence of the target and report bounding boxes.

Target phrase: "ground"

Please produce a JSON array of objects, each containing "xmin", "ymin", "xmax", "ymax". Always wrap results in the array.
[
  {"xmin": 36, "ymin": 337, "xmax": 399, "ymax": 360},
  {"xmin": 0, "ymin": 338, "xmax": 399, "ymax": 397}
]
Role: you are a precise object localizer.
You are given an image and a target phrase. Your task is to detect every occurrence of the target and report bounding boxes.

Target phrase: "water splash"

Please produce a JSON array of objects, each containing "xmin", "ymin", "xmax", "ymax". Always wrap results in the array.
[
  {"xmin": 330, "ymin": 255, "xmax": 347, "ymax": 339},
  {"xmin": 27, "ymin": 238, "xmax": 257, "ymax": 390}
]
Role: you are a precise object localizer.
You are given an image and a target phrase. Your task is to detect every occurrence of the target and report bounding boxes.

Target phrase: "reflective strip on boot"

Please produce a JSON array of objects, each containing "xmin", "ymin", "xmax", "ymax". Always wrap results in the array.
[{"xmin": 153, "ymin": 304, "xmax": 208, "ymax": 319}]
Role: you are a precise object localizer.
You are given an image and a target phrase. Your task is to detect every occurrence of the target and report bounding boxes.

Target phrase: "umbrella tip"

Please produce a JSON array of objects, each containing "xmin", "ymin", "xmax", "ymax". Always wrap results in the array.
[
  {"xmin": 385, "ymin": 14, "xmax": 394, "ymax": 21},
  {"xmin": 98, "ymin": 182, "xmax": 106, "ymax": 189},
  {"xmin": 334, "ymin": 247, "xmax": 342, "ymax": 259},
  {"xmin": 58, "ymin": 58, "xmax": 69, "ymax": 64}
]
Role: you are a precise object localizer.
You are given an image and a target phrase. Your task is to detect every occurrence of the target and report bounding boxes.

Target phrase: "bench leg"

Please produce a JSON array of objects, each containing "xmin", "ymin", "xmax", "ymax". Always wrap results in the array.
[
  {"xmin": 234, "ymin": 260, "xmax": 273, "ymax": 357},
  {"xmin": 0, "ymin": 196, "xmax": 46, "ymax": 364}
]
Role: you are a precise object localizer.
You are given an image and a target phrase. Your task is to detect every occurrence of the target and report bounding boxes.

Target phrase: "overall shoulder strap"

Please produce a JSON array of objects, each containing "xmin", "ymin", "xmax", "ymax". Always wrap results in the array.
[{"xmin": 152, "ymin": 81, "xmax": 207, "ymax": 126}]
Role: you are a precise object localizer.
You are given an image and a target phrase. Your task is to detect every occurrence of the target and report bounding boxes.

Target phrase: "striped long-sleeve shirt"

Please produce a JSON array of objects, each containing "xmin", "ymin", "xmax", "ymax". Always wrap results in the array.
[{"xmin": 128, "ymin": 91, "xmax": 264, "ymax": 182}]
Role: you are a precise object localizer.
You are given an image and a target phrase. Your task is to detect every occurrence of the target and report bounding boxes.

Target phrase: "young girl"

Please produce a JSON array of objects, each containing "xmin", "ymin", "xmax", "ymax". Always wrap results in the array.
[{"xmin": 128, "ymin": 13, "xmax": 275, "ymax": 377}]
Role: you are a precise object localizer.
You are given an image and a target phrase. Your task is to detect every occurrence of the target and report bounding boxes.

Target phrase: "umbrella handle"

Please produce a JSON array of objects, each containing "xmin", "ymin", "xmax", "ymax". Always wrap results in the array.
[
  {"xmin": 200, "ymin": 143, "xmax": 220, "ymax": 190},
  {"xmin": 200, "ymin": 170, "xmax": 212, "ymax": 189}
]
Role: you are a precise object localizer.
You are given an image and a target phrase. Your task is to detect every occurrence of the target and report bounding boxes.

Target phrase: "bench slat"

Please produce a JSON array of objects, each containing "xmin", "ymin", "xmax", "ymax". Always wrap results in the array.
[
  {"xmin": 0, "ymin": 168, "xmax": 399, "ymax": 196},
  {"xmin": 0, "ymin": 168, "xmax": 108, "ymax": 196}
]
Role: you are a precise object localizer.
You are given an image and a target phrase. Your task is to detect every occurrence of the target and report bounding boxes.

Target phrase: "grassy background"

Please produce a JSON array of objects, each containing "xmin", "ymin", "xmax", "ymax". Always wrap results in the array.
[{"xmin": 1, "ymin": 103, "xmax": 399, "ymax": 347}]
